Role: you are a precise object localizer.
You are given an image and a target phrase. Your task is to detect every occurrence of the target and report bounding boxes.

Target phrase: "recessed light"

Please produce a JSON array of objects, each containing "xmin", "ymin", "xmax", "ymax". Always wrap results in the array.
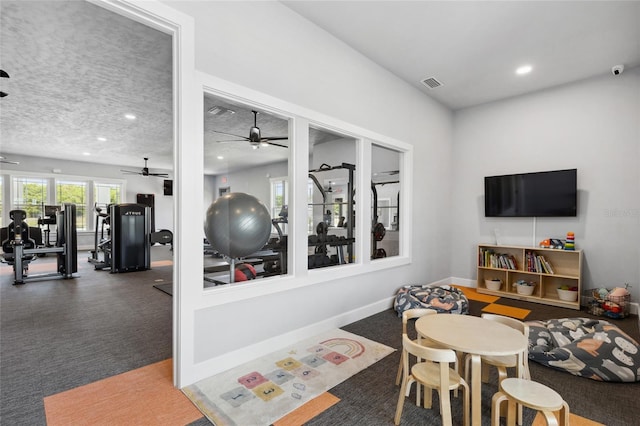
[
  {"xmin": 125, "ymin": 113, "xmax": 136, "ymax": 120},
  {"xmin": 97, "ymin": 137, "xmax": 107, "ymax": 142},
  {"xmin": 217, "ymin": 155, "xmax": 224, "ymax": 160},
  {"xmin": 82, "ymin": 152, "xmax": 91, "ymax": 156},
  {"xmin": 516, "ymin": 65, "xmax": 532, "ymax": 75}
]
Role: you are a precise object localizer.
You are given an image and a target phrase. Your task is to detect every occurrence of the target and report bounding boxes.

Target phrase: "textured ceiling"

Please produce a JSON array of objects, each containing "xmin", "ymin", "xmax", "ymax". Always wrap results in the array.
[
  {"xmin": 2, "ymin": 1, "xmax": 639, "ymax": 175},
  {"xmin": 0, "ymin": 0, "xmax": 174, "ymax": 171}
]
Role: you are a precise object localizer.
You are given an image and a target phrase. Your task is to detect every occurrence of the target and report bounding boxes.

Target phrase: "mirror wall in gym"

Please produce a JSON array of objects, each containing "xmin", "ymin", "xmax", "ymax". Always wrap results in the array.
[
  {"xmin": 202, "ymin": 93, "xmax": 290, "ymax": 287},
  {"xmin": 307, "ymin": 125, "xmax": 357, "ymax": 270},
  {"xmin": 371, "ymin": 143, "xmax": 401, "ymax": 259}
]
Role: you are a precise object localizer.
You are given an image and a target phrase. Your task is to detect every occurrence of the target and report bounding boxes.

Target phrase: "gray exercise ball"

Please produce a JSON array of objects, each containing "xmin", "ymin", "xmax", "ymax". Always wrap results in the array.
[{"xmin": 204, "ymin": 192, "xmax": 272, "ymax": 258}]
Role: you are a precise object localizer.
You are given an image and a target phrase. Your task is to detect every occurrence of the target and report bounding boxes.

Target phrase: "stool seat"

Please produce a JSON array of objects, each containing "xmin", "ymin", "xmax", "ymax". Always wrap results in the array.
[
  {"xmin": 500, "ymin": 378, "xmax": 564, "ymax": 411},
  {"xmin": 492, "ymin": 378, "xmax": 569, "ymax": 426}
]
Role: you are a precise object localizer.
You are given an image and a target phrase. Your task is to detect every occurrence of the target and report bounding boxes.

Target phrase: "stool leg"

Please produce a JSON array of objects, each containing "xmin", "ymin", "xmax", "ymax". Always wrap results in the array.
[
  {"xmin": 558, "ymin": 402, "xmax": 570, "ymax": 426},
  {"xmin": 542, "ymin": 410, "xmax": 559, "ymax": 426},
  {"xmin": 506, "ymin": 399, "xmax": 517, "ymax": 426},
  {"xmin": 491, "ymin": 391, "xmax": 508, "ymax": 426}
]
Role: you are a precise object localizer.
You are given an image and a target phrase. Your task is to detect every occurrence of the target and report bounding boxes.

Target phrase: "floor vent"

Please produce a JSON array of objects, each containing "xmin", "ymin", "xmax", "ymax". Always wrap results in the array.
[{"xmin": 421, "ymin": 77, "xmax": 443, "ymax": 89}]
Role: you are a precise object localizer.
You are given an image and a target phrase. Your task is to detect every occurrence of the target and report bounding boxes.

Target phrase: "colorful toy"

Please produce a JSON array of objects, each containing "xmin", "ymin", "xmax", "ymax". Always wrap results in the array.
[{"xmin": 564, "ymin": 232, "xmax": 575, "ymax": 250}]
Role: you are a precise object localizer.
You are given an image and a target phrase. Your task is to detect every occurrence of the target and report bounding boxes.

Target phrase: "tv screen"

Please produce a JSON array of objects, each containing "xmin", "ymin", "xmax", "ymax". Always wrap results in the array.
[{"xmin": 484, "ymin": 169, "xmax": 577, "ymax": 217}]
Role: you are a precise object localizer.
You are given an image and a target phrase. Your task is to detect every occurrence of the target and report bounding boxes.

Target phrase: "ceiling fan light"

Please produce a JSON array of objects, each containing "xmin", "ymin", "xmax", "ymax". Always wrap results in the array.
[
  {"xmin": 252, "ymin": 145, "xmax": 259, "ymax": 150},
  {"xmin": 260, "ymin": 141, "xmax": 269, "ymax": 147}
]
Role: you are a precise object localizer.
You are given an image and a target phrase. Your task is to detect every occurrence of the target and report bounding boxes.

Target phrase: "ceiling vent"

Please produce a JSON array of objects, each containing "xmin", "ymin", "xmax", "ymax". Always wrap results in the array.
[{"xmin": 420, "ymin": 77, "xmax": 443, "ymax": 89}]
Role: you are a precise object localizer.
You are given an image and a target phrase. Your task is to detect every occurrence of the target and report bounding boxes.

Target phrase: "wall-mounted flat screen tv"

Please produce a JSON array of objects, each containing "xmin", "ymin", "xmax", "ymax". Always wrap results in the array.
[{"xmin": 484, "ymin": 169, "xmax": 577, "ymax": 217}]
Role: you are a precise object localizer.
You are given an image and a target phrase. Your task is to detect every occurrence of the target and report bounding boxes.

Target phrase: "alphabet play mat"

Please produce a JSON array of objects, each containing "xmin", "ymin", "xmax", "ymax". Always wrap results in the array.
[
  {"xmin": 182, "ymin": 328, "xmax": 394, "ymax": 425},
  {"xmin": 527, "ymin": 318, "xmax": 640, "ymax": 382}
]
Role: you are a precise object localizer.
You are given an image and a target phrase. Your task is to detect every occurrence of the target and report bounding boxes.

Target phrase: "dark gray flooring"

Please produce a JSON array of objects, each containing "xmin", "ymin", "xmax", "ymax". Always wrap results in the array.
[
  {"xmin": 2, "ymin": 254, "xmax": 639, "ymax": 426},
  {"xmin": 0, "ymin": 248, "xmax": 173, "ymax": 426}
]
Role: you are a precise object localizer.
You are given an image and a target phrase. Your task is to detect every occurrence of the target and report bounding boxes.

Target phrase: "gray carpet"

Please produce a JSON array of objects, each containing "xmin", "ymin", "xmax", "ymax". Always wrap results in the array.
[
  {"xmin": 0, "ymin": 248, "xmax": 173, "ymax": 426},
  {"xmin": 2, "ymin": 257, "xmax": 639, "ymax": 426},
  {"xmin": 153, "ymin": 282, "xmax": 173, "ymax": 296}
]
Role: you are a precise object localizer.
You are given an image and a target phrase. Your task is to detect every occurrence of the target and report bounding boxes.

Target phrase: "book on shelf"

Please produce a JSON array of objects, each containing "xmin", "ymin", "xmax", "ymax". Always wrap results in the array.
[
  {"xmin": 478, "ymin": 247, "xmax": 517, "ymax": 270},
  {"xmin": 524, "ymin": 251, "xmax": 555, "ymax": 274}
]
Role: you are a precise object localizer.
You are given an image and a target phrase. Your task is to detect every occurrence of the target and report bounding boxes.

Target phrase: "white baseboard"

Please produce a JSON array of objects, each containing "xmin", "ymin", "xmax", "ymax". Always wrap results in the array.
[{"xmin": 184, "ymin": 296, "xmax": 395, "ymax": 385}]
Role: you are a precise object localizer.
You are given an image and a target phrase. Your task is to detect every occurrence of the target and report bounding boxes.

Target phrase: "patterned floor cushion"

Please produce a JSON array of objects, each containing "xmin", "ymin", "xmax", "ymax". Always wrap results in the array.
[
  {"xmin": 527, "ymin": 318, "xmax": 640, "ymax": 382},
  {"xmin": 394, "ymin": 284, "xmax": 469, "ymax": 317}
]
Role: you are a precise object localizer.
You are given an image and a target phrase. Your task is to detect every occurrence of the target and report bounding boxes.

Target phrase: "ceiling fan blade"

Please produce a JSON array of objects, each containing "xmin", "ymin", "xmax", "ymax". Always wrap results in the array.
[
  {"xmin": 215, "ymin": 139, "xmax": 247, "ymax": 143},
  {"xmin": 262, "ymin": 136, "xmax": 288, "ymax": 141},
  {"xmin": 0, "ymin": 156, "xmax": 19, "ymax": 165},
  {"xmin": 265, "ymin": 141, "xmax": 289, "ymax": 148},
  {"xmin": 210, "ymin": 130, "xmax": 249, "ymax": 140}
]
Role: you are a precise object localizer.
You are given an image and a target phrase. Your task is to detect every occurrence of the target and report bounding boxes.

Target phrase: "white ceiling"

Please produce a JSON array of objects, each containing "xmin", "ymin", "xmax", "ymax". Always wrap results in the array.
[
  {"xmin": 283, "ymin": 1, "xmax": 640, "ymax": 110},
  {"xmin": 1, "ymin": 1, "xmax": 639, "ymax": 174}
]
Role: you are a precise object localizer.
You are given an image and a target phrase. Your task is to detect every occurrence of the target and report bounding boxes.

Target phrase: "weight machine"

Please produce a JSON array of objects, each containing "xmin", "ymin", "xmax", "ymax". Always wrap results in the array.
[
  {"xmin": 307, "ymin": 163, "xmax": 355, "ymax": 268},
  {"xmin": 1, "ymin": 204, "xmax": 77, "ymax": 285},
  {"xmin": 88, "ymin": 203, "xmax": 172, "ymax": 273}
]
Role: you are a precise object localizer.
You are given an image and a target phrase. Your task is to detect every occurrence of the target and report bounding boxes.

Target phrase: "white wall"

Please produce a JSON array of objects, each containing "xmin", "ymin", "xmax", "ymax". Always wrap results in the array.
[
  {"xmin": 163, "ymin": 0, "xmax": 453, "ymax": 385},
  {"xmin": 450, "ymin": 68, "xmax": 640, "ymax": 302}
]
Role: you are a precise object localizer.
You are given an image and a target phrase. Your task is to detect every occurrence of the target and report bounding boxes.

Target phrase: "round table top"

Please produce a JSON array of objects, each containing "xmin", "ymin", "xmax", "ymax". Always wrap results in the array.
[{"xmin": 415, "ymin": 314, "xmax": 527, "ymax": 356}]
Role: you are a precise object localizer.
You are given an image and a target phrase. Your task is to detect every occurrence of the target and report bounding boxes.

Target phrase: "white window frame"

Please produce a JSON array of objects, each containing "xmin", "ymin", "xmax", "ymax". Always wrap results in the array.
[{"xmin": 198, "ymin": 74, "xmax": 414, "ymax": 307}]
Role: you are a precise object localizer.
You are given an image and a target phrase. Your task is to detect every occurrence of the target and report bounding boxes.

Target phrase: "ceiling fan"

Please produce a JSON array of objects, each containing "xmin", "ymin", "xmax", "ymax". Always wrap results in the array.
[
  {"xmin": 212, "ymin": 110, "xmax": 288, "ymax": 149},
  {"xmin": 0, "ymin": 155, "xmax": 19, "ymax": 165},
  {"xmin": 121, "ymin": 157, "xmax": 169, "ymax": 178}
]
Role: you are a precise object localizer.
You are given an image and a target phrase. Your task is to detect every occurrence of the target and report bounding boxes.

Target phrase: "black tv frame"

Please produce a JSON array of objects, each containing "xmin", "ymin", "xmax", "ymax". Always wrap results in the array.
[{"xmin": 484, "ymin": 169, "xmax": 577, "ymax": 218}]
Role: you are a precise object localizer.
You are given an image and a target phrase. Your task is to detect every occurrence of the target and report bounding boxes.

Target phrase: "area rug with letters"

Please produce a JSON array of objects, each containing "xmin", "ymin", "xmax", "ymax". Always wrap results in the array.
[{"xmin": 182, "ymin": 328, "xmax": 395, "ymax": 426}]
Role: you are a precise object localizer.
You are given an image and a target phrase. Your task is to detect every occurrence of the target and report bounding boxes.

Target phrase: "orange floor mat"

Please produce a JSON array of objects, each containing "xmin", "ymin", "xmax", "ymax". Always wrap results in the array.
[
  {"xmin": 452, "ymin": 285, "xmax": 501, "ymax": 303},
  {"xmin": 44, "ymin": 359, "xmax": 202, "ymax": 426},
  {"xmin": 533, "ymin": 411, "xmax": 603, "ymax": 425},
  {"xmin": 481, "ymin": 303, "xmax": 531, "ymax": 320},
  {"xmin": 273, "ymin": 392, "xmax": 340, "ymax": 426}
]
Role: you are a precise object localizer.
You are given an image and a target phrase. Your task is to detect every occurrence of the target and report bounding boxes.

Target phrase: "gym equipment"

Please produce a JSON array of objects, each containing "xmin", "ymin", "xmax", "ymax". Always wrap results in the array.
[
  {"xmin": 1, "ymin": 204, "xmax": 77, "ymax": 285},
  {"xmin": 204, "ymin": 192, "xmax": 273, "ymax": 283},
  {"xmin": 37, "ymin": 205, "xmax": 59, "ymax": 248},
  {"xmin": 371, "ymin": 180, "xmax": 399, "ymax": 259},
  {"xmin": 110, "ymin": 203, "xmax": 151, "ymax": 273},
  {"xmin": 204, "ymin": 192, "xmax": 272, "ymax": 259},
  {"xmin": 88, "ymin": 203, "xmax": 111, "ymax": 269},
  {"xmin": 234, "ymin": 263, "xmax": 257, "ymax": 281},
  {"xmin": 136, "ymin": 193, "xmax": 155, "ymax": 232},
  {"xmin": 89, "ymin": 203, "xmax": 170, "ymax": 273},
  {"xmin": 307, "ymin": 163, "xmax": 356, "ymax": 269}
]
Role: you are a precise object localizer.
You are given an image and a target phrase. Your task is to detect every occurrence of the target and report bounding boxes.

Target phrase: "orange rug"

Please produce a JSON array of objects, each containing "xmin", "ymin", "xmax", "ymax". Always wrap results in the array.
[
  {"xmin": 533, "ymin": 411, "xmax": 603, "ymax": 425},
  {"xmin": 452, "ymin": 285, "xmax": 500, "ymax": 303},
  {"xmin": 44, "ymin": 359, "xmax": 202, "ymax": 426},
  {"xmin": 481, "ymin": 303, "xmax": 531, "ymax": 320}
]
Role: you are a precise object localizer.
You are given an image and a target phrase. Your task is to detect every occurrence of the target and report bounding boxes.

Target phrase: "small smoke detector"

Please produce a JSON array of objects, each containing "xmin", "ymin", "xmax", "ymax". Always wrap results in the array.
[
  {"xmin": 207, "ymin": 105, "xmax": 236, "ymax": 116},
  {"xmin": 420, "ymin": 76, "xmax": 443, "ymax": 89}
]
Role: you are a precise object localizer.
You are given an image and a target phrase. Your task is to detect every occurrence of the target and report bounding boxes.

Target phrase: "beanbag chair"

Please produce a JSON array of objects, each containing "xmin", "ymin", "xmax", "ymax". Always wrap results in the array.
[
  {"xmin": 394, "ymin": 284, "xmax": 469, "ymax": 317},
  {"xmin": 527, "ymin": 318, "xmax": 640, "ymax": 382}
]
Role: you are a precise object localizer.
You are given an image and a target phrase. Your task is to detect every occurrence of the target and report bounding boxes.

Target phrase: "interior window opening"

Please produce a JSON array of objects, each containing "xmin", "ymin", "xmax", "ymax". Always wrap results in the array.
[
  {"xmin": 371, "ymin": 143, "xmax": 401, "ymax": 259},
  {"xmin": 202, "ymin": 93, "xmax": 290, "ymax": 286},
  {"xmin": 308, "ymin": 125, "xmax": 358, "ymax": 270}
]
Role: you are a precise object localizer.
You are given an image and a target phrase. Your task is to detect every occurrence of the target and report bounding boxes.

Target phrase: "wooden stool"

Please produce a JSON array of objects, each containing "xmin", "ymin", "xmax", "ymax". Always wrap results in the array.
[{"xmin": 491, "ymin": 378, "xmax": 569, "ymax": 426}]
